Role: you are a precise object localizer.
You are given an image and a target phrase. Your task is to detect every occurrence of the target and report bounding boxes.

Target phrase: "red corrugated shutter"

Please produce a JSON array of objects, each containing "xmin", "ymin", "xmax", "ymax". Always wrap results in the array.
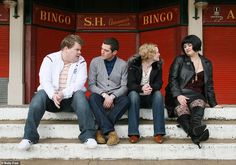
[
  {"xmin": 78, "ymin": 32, "xmax": 137, "ymax": 63},
  {"xmin": 0, "ymin": 26, "xmax": 9, "ymax": 78},
  {"xmin": 204, "ymin": 27, "xmax": 236, "ymax": 104}
]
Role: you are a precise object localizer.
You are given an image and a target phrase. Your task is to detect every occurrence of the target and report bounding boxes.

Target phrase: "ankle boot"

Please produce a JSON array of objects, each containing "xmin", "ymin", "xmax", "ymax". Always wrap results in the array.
[{"xmin": 191, "ymin": 129, "xmax": 209, "ymax": 149}]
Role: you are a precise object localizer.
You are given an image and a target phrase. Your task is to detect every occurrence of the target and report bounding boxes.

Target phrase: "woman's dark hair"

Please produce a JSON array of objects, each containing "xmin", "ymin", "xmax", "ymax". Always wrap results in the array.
[{"xmin": 181, "ymin": 35, "xmax": 202, "ymax": 53}]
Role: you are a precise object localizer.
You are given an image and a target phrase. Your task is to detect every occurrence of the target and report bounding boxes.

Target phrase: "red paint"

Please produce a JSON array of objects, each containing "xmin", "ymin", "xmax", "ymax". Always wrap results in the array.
[
  {"xmin": 0, "ymin": 4, "xmax": 9, "ymax": 22},
  {"xmin": 0, "ymin": 26, "xmax": 9, "ymax": 77},
  {"xmin": 204, "ymin": 27, "xmax": 236, "ymax": 104}
]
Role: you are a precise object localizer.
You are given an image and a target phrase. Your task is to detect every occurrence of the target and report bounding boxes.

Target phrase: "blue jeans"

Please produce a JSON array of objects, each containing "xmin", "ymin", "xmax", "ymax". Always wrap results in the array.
[
  {"xmin": 89, "ymin": 93, "xmax": 130, "ymax": 135},
  {"xmin": 23, "ymin": 90, "xmax": 96, "ymax": 143},
  {"xmin": 128, "ymin": 91, "xmax": 166, "ymax": 136}
]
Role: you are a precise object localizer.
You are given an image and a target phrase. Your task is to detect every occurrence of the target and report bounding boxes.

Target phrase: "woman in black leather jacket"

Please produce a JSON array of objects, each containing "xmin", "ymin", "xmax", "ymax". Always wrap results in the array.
[
  {"xmin": 127, "ymin": 43, "xmax": 166, "ymax": 144},
  {"xmin": 165, "ymin": 35, "xmax": 220, "ymax": 148}
]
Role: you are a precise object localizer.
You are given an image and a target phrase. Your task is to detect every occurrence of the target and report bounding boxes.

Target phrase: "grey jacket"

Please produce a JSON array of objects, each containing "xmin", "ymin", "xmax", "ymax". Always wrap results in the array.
[{"xmin": 88, "ymin": 56, "xmax": 128, "ymax": 97}]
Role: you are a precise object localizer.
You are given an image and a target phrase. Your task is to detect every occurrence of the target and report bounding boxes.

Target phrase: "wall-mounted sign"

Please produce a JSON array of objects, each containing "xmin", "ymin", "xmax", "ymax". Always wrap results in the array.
[
  {"xmin": 77, "ymin": 13, "xmax": 137, "ymax": 30},
  {"xmin": 33, "ymin": 4, "xmax": 75, "ymax": 30},
  {"xmin": 139, "ymin": 5, "xmax": 180, "ymax": 30},
  {"xmin": 203, "ymin": 5, "xmax": 236, "ymax": 25},
  {"xmin": 0, "ymin": 4, "xmax": 9, "ymax": 22}
]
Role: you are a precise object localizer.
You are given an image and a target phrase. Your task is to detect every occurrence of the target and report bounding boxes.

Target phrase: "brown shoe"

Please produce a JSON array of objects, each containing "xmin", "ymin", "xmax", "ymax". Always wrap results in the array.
[
  {"xmin": 154, "ymin": 135, "xmax": 164, "ymax": 144},
  {"xmin": 96, "ymin": 130, "xmax": 106, "ymax": 144},
  {"xmin": 107, "ymin": 131, "xmax": 119, "ymax": 146},
  {"xmin": 129, "ymin": 135, "xmax": 139, "ymax": 143}
]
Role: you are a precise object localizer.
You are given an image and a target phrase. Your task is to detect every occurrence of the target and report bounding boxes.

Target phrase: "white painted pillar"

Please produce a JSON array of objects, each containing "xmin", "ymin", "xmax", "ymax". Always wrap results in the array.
[
  {"xmin": 8, "ymin": 0, "xmax": 24, "ymax": 105},
  {"xmin": 188, "ymin": 0, "xmax": 204, "ymax": 53}
]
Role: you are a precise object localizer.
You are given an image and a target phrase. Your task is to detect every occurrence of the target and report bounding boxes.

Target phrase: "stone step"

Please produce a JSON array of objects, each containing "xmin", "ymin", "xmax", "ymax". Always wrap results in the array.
[
  {"xmin": 0, "ymin": 105, "xmax": 236, "ymax": 120},
  {"xmin": 1, "ymin": 105, "xmax": 235, "ymax": 161},
  {"xmin": 1, "ymin": 159, "xmax": 235, "ymax": 165},
  {"xmin": 0, "ymin": 138, "xmax": 236, "ymax": 160},
  {"xmin": 0, "ymin": 120, "xmax": 236, "ymax": 139}
]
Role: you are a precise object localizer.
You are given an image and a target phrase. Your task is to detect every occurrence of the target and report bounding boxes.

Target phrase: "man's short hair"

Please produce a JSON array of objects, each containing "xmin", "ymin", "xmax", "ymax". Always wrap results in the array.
[
  {"xmin": 103, "ymin": 37, "xmax": 119, "ymax": 52},
  {"xmin": 60, "ymin": 34, "xmax": 84, "ymax": 49}
]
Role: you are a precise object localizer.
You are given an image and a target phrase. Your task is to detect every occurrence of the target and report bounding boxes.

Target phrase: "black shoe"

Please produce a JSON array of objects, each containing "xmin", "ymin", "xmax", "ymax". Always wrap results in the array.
[
  {"xmin": 198, "ymin": 129, "xmax": 209, "ymax": 142},
  {"xmin": 191, "ymin": 129, "xmax": 209, "ymax": 149},
  {"xmin": 192, "ymin": 124, "xmax": 207, "ymax": 136}
]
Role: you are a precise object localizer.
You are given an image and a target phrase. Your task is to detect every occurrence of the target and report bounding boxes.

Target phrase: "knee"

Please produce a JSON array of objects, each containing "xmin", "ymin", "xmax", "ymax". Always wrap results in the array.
[
  {"xmin": 34, "ymin": 90, "xmax": 47, "ymax": 100},
  {"xmin": 153, "ymin": 91, "xmax": 163, "ymax": 100},
  {"xmin": 128, "ymin": 91, "xmax": 140, "ymax": 103},
  {"xmin": 29, "ymin": 90, "xmax": 47, "ymax": 109},
  {"xmin": 89, "ymin": 93, "xmax": 100, "ymax": 102},
  {"xmin": 122, "ymin": 96, "xmax": 130, "ymax": 107},
  {"xmin": 72, "ymin": 91, "xmax": 89, "ymax": 108},
  {"xmin": 73, "ymin": 90, "xmax": 85, "ymax": 100}
]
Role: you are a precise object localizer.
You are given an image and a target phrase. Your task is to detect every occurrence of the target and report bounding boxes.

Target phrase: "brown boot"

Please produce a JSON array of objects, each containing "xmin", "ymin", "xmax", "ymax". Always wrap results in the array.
[
  {"xmin": 96, "ymin": 130, "xmax": 106, "ymax": 144},
  {"xmin": 129, "ymin": 135, "xmax": 139, "ymax": 143},
  {"xmin": 154, "ymin": 135, "xmax": 164, "ymax": 144},
  {"xmin": 107, "ymin": 131, "xmax": 119, "ymax": 146}
]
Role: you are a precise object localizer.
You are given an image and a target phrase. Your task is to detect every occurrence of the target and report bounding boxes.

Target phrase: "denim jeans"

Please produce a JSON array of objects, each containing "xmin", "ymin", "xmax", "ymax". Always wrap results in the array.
[
  {"xmin": 89, "ymin": 93, "xmax": 130, "ymax": 135},
  {"xmin": 23, "ymin": 90, "xmax": 96, "ymax": 143},
  {"xmin": 128, "ymin": 90, "xmax": 166, "ymax": 136}
]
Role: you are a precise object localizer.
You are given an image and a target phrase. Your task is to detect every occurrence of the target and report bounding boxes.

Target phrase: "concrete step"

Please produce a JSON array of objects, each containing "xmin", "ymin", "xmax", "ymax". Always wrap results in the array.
[
  {"xmin": 1, "ymin": 105, "xmax": 236, "ymax": 161},
  {"xmin": 0, "ymin": 120, "xmax": 236, "ymax": 139},
  {"xmin": 0, "ymin": 105, "xmax": 236, "ymax": 120},
  {"xmin": 0, "ymin": 138, "xmax": 236, "ymax": 160},
  {"xmin": 1, "ymin": 159, "xmax": 235, "ymax": 165}
]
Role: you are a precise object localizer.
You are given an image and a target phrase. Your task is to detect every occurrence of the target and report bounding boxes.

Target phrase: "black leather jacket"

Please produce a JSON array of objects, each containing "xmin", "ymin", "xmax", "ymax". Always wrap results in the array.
[
  {"xmin": 127, "ymin": 56, "xmax": 163, "ymax": 93},
  {"xmin": 166, "ymin": 54, "xmax": 217, "ymax": 107}
]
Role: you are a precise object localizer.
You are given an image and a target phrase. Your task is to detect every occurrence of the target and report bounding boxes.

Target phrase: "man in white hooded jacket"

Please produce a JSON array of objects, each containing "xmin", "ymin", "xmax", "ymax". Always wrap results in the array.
[{"xmin": 18, "ymin": 34, "xmax": 97, "ymax": 150}]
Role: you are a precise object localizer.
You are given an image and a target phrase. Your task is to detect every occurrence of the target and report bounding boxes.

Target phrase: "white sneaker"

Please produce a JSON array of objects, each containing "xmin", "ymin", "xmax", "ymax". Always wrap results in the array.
[
  {"xmin": 18, "ymin": 139, "xmax": 32, "ymax": 150},
  {"xmin": 84, "ymin": 138, "xmax": 97, "ymax": 149}
]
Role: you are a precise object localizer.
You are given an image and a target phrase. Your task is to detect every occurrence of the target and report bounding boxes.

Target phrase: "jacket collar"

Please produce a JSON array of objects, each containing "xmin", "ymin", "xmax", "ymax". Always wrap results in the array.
[
  {"xmin": 183, "ymin": 54, "xmax": 209, "ymax": 65},
  {"xmin": 129, "ymin": 55, "xmax": 162, "ymax": 69}
]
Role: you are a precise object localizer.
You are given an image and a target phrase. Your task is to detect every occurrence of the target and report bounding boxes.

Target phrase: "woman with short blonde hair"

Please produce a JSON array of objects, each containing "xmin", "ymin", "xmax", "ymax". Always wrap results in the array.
[{"xmin": 127, "ymin": 43, "xmax": 166, "ymax": 144}]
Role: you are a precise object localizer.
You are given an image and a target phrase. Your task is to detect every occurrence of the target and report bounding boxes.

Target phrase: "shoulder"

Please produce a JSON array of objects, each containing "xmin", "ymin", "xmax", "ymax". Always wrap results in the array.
[
  {"xmin": 127, "ymin": 54, "xmax": 141, "ymax": 65},
  {"xmin": 200, "ymin": 54, "xmax": 211, "ymax": 62},
  {"xmin": 153, "ymin": 59, "xmax": 163, "ymax": 68},
  {"xmin": 171, "ymin": 55, "xmax": 185, "ymax": 66},
  {"xmin": 129, "ymin": 55, "xmax": 142, "ymax": 67},
  {"xmin": 91, "ymin": 56, "xmax": 102, "ymax": 64},
  {"xmin": 116, "ymin": 57, "xmax": 128, "ymax": 66},
  {"xmin": 175, "ymin": 55, "xmax": 185, "ymax": 61},
  {"xmin": 44, "ymin": 51, "xmax": 61, "ymax": 62},
  {"xmin": 200, "ymin": 55, "xmax": 213, "ymax": 69},
  {"xmin": 78, "ymin": 55, "xmax": 86, "ymax": 65}
]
